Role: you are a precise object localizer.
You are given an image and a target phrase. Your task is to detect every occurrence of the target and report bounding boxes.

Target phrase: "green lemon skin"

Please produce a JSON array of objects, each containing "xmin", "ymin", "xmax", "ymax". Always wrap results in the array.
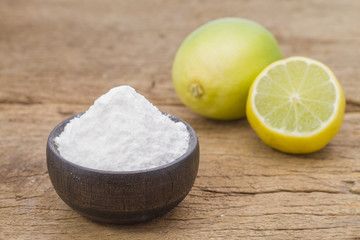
[{"xmin": 172, "ymin": 18, "xmax": 283, "ymax": 120}]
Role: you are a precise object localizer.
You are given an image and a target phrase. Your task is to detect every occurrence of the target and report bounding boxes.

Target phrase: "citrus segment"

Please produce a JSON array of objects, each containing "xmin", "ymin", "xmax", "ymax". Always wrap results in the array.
[{"xmin": 246, "ymin": 56, "xmax": 345, "ymax": 154}]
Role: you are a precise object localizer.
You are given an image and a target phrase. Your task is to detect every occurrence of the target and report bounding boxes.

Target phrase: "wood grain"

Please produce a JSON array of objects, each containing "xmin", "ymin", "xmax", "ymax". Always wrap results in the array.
[{"xmin": 1, "ymin": 0, "xmax": 360, "ymax": 239}]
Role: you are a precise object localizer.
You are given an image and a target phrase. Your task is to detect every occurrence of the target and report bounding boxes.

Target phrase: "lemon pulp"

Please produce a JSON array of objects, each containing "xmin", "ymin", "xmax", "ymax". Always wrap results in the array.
[{"xmin": 247, "ymin": 56, "xmax": 345, "ymax": 153}]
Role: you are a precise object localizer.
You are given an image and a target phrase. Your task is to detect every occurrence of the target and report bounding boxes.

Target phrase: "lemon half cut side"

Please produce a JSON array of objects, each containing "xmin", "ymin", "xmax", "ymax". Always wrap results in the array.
[{"xmin": 246, "ymin": 56, "xmax": 345, "ymax": 154}]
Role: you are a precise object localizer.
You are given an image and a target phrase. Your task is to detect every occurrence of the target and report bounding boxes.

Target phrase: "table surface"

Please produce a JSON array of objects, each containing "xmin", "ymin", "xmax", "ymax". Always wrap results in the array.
[{"xmin": 1, "ymin": 0, "xmax": 360, "ymax": 239}]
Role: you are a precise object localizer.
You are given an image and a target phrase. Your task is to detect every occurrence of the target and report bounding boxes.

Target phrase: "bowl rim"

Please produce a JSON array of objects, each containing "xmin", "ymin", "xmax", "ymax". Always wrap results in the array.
[{"xmin": 47, "ymin": 111, "xmax": 198, "ymax": 175}]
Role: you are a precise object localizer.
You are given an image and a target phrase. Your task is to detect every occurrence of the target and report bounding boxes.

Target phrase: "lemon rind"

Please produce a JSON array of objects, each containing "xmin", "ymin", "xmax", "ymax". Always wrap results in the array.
[{"xmin": 250, "ymin": 56, "xmax": 342, "ymax": 137}]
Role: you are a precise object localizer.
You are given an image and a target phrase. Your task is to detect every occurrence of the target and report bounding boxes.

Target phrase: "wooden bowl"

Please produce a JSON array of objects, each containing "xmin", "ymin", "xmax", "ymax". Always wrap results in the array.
[{"xmin": 46, "ymin": 112, "xmax": 199, "ymax": 224}]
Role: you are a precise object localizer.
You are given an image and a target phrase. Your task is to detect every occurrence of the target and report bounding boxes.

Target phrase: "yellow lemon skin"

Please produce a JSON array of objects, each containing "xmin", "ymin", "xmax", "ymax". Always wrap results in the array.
[
  {"xmin": 172, "ymin": 18, "xmax": 283, "ymax": 120},
  {"xmin": 246, "ymin": 57, "xmax": 346, "ymax": 154}
]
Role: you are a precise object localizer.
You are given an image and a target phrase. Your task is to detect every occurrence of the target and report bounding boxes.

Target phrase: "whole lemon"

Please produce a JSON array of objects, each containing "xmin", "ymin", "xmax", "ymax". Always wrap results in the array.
[{"xmin": 172, "ymin": 18, "xmax": 283, "ymax": 120}]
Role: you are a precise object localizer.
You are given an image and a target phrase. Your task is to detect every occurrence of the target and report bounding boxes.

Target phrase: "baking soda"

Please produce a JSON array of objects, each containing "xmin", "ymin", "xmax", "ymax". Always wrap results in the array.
[{"xmin": 55, "ymin": 86, "xmax": 189, "ymax": 171}]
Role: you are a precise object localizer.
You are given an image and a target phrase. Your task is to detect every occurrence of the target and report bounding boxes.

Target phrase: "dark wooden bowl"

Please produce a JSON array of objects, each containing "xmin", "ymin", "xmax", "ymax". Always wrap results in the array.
[{"xmin": 46, "ymin": 112, "xmax": 199, "ymax": 224}]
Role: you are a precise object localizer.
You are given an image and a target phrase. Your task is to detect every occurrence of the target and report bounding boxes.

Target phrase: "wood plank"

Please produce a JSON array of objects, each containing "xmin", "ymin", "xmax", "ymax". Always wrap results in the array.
[
  {"xmin": 1, "ymin": 104, "xmax": 360, "ymax": 239},
  {"xmin": 0, "ymin": 0, "xmax": 359, "ymax": 109},
  {"xmin": 1, "ymin": 0, "xmax": 360, "ymax": 239}
]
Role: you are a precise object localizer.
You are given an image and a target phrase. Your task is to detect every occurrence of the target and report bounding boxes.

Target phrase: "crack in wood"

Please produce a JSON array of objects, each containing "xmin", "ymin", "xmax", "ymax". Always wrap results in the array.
[
  {"xmin": 164, "ymin": 217, "xmax": 207, "ymax": 221},
  {"xmin": 0, "ymin": 98, "xmax": 42, "ymax": 105},
  {"xmin": 269, "ymin": 226, "xmax": 345, "ymax": 231},
  {"xmin": 15, "ymin": 195, "xmax": 47, "ymax": 201},
  {"xmin": 346, "ymin": 99, "xmax": 360, "ymax": 112},
  {"xmin": 197, "ymin": 187, "xmax": 343, "ymax": 195},
  {"xmin": 226, "ymin": 212, "xmax": 359, "ymax": 217},
  {"xmin": 3, "ymin": 172, "xmax": 48, "ymax": 179}
]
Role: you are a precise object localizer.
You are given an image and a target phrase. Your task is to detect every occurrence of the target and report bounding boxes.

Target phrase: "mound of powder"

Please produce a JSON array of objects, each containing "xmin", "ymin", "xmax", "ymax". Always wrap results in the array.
[{"xmin": 54, "ymin": 86, "xmax": 190, "ymax": 171}]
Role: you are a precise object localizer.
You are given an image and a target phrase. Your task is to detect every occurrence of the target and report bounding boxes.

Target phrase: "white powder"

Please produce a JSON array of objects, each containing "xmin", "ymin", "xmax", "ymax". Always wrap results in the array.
[{"xmin": 54, "ymin": 86, "xmax": 190, "ymax": 171}]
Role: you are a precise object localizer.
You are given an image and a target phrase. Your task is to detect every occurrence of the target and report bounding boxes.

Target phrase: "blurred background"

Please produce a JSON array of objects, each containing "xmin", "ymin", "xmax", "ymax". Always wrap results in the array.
[{"xmin": 1, "ymin": 0, "xmax": 359, "ymax": 109}]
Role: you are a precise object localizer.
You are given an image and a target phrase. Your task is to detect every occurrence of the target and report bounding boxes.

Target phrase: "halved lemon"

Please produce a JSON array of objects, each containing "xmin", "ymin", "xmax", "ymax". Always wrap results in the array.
[{"xmin": 246, "ymin": 56, "xmax": 345, "ymax": 154}]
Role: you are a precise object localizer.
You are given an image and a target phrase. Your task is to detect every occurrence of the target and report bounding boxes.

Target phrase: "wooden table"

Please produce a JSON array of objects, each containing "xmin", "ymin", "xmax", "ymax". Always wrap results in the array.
[{"xmin": 1, "ymin": 0, "xmax": 359, "ymax": 239}]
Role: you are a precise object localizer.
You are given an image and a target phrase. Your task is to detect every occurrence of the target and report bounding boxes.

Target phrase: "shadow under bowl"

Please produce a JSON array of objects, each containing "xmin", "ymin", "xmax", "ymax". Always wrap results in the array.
[{"xmin": 46, "ymin": 112, "xmax": 199, "ymax": 224}]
